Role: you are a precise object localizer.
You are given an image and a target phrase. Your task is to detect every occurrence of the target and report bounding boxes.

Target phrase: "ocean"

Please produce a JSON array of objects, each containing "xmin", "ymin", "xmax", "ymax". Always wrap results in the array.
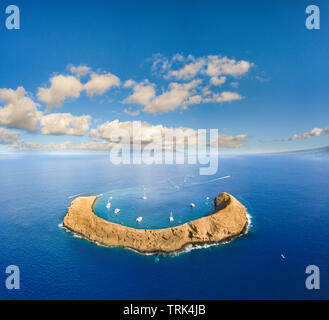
[{"xmin": 0, "ymin": 154, "xmax": 328, "ymax": 299}]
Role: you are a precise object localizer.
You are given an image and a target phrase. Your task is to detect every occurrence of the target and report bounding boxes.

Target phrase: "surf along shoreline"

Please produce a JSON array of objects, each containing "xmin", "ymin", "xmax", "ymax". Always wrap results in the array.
[{"xmin": 63, "ymin": 192, "xmax": 249, "ymax": 255}]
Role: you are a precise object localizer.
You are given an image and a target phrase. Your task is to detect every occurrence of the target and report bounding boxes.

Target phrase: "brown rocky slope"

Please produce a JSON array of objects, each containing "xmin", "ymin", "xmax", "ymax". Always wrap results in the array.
[{"xmin": 63, "ymin": 192, "xmax": 248, "ymax": 254}]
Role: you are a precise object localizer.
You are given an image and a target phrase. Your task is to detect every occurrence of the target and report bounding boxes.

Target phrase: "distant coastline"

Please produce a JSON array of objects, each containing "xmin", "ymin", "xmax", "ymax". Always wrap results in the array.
[{"xmin": 63, "ymin": 192, "xmax": 248, "ymax": 254}]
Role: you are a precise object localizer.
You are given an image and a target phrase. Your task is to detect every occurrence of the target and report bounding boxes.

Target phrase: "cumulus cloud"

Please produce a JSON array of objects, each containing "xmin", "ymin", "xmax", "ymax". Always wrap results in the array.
[
  {"xmin": 0, "ymin": 127, "xmax": 47, "ymax": 150},
  {"xmin": 123, "ymin": 108, "xmax": 140, "ymax": 116},
  {"xmin": 37, "ymin": 75, "xmax": 84, "ymax": 112},
  {"xmin": 206, "ymin": 56, "xmax": 252, "ymax": 77},
  {"xmin": 0, "ymin": 128, "xmax": 21, "ymax": 145},
  {"xmin": 125, "ymin": 78, "xmax": 242, "ymax": 113},
  {"xmin": 153, "ymin": 54, "xmax": 253, "ymax": 81},
  {"xmin": 90, "ymin": 119, "xmax": 248, "ymax": 149},
  {"xmin": 210, "ymin": 76, "xmax": 227, "ymax": 86},
  {"xmin": 0, "ymin": 87, "xmax": 42, "ymax": 131},
  {"xmin": 84, "ymin": 72, "xmax": 120, "ymax": 96},
  {"xmin": 0, "ymin": 119, "xmax": 248, "ymax": 151},
  {"xmin": 89, "ymin": 119, "xmax": 140, "ymax": 141},
  {"xmin": 37, "ymin": 67, "xmax": 120, "ymax": 111},
  {"xmin": 123, "ymin": 79, "xmax": 136, "ymax": 88},
  {"xmin": 125, "ymin": 80, "xmax": 202, "ymax": 113},
  {"xmin": 125, "ymin": 83, "xmax": 156, "ymax": 106},
  {"xmin": 203, "ymin": 91, "xmax": 242, "ymax": 103},
  {"xmin": 90, "ymin": 120, "xmax": 199, "ymax": 150},
  {"xmin": 283, "ymin": 127, "xmax": 329, "ymax": 141},
  {"xmin": 0, "ymin": 126, "xmax": 114, "ymax": 151},
  {"xmin": 40, "ymin": 113, "xmax": 91, "ymax": 136},
  {"xmin": 69, "ymin": 64, "xmax": 91, "ymax": 78},
  {"xmin": 144, "ymin": 80, "xmax": 202, "ymax": 113},
  {"xmin": 183, "ymin": 95, "xmax": 203, "ymax": 108},
  {"xmin": 217, "ymin": 134, "xmax": 248, "ymax": 148},
  {"xmin": 169, "ymin": 59, "xmax": 206, "ymax": 80},
  {"xmin": 122, "ymin": 54, "xmax": 250, "ymax": 114},
  {"xmin": 90, "ymin": 120, "xmax": 195, "ymax": 147}
]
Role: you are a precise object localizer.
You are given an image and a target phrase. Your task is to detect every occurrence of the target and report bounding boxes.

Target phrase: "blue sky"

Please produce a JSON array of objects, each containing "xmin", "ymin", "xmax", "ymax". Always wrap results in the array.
[{"xmin": 0, "ymin": 0, "xmax": 328, "ymax": 154}]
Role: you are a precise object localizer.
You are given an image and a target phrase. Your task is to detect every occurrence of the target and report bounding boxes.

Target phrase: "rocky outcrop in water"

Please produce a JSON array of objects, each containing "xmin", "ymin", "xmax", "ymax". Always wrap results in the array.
[{"xmin": 63, "ymin": 192, "xmax": 248, "ymax": 254}]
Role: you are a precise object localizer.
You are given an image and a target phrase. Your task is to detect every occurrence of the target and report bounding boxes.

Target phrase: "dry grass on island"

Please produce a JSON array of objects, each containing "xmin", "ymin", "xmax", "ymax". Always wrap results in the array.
[{"xmin": 63, "ymin": 192, "xmax": 248, "ymax": 254}]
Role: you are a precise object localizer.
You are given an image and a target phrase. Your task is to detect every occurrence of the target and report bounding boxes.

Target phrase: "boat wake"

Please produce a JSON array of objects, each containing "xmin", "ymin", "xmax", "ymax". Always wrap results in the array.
[
  {"xmin": 189, "ymin": 175, "xmax": 231, "ymax": 186},
  {"xmin": 68, "ymin": 192, "xmax": 87, "ymax": 199}
]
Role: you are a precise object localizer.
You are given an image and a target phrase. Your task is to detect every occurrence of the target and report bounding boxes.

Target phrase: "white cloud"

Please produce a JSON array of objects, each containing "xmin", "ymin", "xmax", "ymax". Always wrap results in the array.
[
  {"xmin": 123, "ymin": 108, "xmax": 140, "ymax": 116},
  {"xmin": 0, "ymin": 128, "xmax": 47, "ymax": 150},
  {"xmin": 0, "ymin": 128, "xmax": 21, "ymax": 145},
  {"xmin": 0, "ymin": 127, "xmax": 113, "ymax": 151},
  {"xmin": 156, "ymin": 54, "xmax": 253, "ymax": 81},
  {"xmin": 84, "ymin": 72, "xmax": 120, "ymax": 96},
  {"xmin": 0, "ymin": 87, "xmax": 42, "ymax": 131},
  {"xmin": 203, "ymin": 91, "xmax": 242, "ymax": 103},
  {"xmin": 183, "ymin": 95, "xmax": 202, "ymax": 109},
  {"xmin": 90, "ymin": 119, "xmax": 248, "ymax": 149},
  {"xmin": 0, "ymin": 119, "xmax": 248, "ymax": 151},
  {"xmin": 69, "ymin": 64, "xmax": 91, "ymax": 78},
  {"xmin": 123, "ymin": 79, "xmax": 136, "ymax": 88},
  {"xmin": 284, "ymin": 127, "xmax": 329, "ymax": 141},
  {"xmin": 210, "ymin": 76, "xmax": 227, "ymax": 86},
  {"xmin": 218, "ymin": 134, "xmax": 248, "ymax": 148},
  {"xmin": 144, "ymin": 80, "xmax": 202, "ymax": 113},
  {"xmin": 206, "ymin": 56, "xmax": 252, "ymax": 77},
  {"xmin": 125, "ymin": 78, "xmax": 242, "ymax": 113},
  {"xmin": 139, "ymin": 54, "xmax": 250, "ymax": 112},
  {"xmin": 40, "ymin": 113, "xmax": 91, "ymax": 136},
  {"xmin": 125, "ymin": 80, "xmax": 202, "ymax": 113},
  {"xmin": 37, "ymin": 75, "xmax": 83, "ymax": 112},
  {"xmin": 90, "ymin": 119, "xmax": 138, "ymax": 141},
  {"xmin": 125, "ymin": 83, "xmax": 156, "ymax": 106},
  {"xmin": 169, "ymin": 59, "xmax": 206, "ymax": 80},
  {"xmin": 90, "ymin": 120, "xmax": 197, "ymax": 147},
  {"xmin": 37, "ymin": 69, "xmax": 120, "ymax": 110},
  {"xmin": 151, "ymin": 53, "xmax": 170, "ymax": 73}
]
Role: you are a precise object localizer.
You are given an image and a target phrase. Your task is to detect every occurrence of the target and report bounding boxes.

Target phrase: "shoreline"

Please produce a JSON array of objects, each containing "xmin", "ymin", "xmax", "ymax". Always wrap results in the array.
[{"xmin": 63, "ymin": 192, "xmax": 249, "ymax": 255}]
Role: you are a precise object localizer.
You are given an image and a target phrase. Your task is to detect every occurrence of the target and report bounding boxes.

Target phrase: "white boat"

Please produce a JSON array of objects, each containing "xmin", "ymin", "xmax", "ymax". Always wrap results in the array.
[
  {"xmin": 142, "ymin": 195, "xmax": 148, "ymax": 200},
  {"xmin": 136, "ymin": 216, "xmax": 143, "ymax": 223},
  {"xmin": 281, "ymin": 254, "xmax": 286, "ymax": 259},
  {"xmin": 169, "ymin": 211, "xmax": 174, "ymax": 222},
  {"xmin": 106, "ymin": 201, "xmax": 111, "ymax": 209},
  {"xmin": 109, "ymin": 196, "xmax": 113, "ymax": 200},
  {"xmin": 190, "ymin": 203, "xmax": 196, "ymax": 208},
  {"xmin": 206, "ymin": 196, "xmax": 210, "ymax": 200},
  {"xmin": 114, "ymin": 208, "xmax": 120, "ymax": 214}
]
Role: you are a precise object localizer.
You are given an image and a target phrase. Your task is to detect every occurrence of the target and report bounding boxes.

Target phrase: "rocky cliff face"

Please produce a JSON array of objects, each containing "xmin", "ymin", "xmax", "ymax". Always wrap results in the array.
[{"xmin": 63, "ymin": 192, "xmax": 248, "ymax": 254}]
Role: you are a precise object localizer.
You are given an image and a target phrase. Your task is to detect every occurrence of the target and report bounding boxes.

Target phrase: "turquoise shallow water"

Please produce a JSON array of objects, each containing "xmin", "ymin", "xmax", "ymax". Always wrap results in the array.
[
  {"xmin": 94, "ymin": 182, "xmax": 216, "ymax": 229},
  {"xmin": 0, "ymin": 154, "xmax": 329, "ymax": 299}
]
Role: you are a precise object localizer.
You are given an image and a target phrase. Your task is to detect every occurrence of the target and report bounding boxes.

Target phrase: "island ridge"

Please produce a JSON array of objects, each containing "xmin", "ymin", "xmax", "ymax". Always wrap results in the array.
[{"xmin": 63, "ymin": 192, "xmax": 248, "ymax": 254}]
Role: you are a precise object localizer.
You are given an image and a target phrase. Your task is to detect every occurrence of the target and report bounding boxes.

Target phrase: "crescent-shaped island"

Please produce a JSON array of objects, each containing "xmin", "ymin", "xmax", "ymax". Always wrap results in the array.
[{"xmin": 63, "ymin": 192, "xmax": 248, "ymax": 254}]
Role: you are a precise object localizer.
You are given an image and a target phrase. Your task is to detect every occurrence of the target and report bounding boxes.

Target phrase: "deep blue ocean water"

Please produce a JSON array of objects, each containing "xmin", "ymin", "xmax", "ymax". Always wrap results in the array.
[{"xmin": 0, "ymin": 154, "xmax": 328, "ymax": 299}]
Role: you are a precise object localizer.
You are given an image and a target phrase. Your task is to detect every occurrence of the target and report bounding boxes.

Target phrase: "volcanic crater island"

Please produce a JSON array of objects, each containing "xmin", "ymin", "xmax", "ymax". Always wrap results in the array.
[{"xmin": 63, "ymin": 192, "xmax": 248, "ymax": 254}]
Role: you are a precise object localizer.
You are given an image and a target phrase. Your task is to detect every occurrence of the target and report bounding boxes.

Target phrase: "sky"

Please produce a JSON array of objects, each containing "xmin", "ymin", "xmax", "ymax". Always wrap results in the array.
[{"xmin": 0, "ymin": 0, "xmax": 328, "ymax": 154}]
